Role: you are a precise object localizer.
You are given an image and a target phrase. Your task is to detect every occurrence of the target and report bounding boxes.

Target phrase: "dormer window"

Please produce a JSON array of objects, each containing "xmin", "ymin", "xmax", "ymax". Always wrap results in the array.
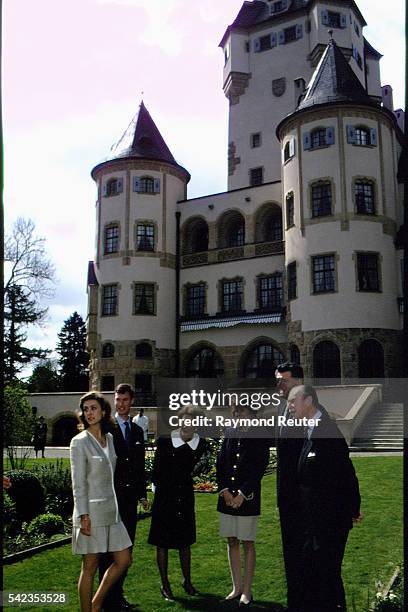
[{"xmin": 270, "ymin": 0, "xmax": 287, "ymax": 14}]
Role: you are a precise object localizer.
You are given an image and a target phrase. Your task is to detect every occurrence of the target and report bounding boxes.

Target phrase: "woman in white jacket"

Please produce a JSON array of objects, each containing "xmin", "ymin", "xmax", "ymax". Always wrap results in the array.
[{"xmin": 70, "ymin": 392, "xmax": 132, "ymax": 612}]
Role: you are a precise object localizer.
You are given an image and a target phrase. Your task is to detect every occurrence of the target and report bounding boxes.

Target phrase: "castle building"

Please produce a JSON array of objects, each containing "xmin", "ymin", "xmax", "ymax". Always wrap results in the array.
[{"xmin": 87, "ymin": 0, "xmax": 405, "ymax": 402}]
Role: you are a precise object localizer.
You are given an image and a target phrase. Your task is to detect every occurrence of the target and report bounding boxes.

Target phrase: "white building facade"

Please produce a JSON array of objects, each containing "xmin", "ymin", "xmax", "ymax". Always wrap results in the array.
[{"xmin": 87, "ymin": 0, "xmax": 405, "ymax": 401}]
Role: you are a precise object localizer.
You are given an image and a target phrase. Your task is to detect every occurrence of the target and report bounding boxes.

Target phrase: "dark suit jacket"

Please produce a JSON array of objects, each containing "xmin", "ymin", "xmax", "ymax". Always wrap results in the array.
[
  {"xmin": 276, "ymin": 398, "xmax": 304, "ymax": 510},
  {"xmin": 297, "ymin": 408, "xmax": 361, "ymax": 535},
  {"xmin": 110, "ymin": 419, "xmax": 147, "ymax": 501},
  {"xmin": 216, "ymin": 429, "xmax": 270, "ymax": 516}
]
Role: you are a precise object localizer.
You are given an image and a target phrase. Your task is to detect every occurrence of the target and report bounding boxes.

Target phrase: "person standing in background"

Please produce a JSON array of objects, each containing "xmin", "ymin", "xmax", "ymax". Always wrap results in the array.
[
  {"xmin": 133, "ymin": 408, "xmax": 149, "ymax": 443},
  {"xmin": 33, "ymin": 416, "xmax": 48, "ymax": 459}
]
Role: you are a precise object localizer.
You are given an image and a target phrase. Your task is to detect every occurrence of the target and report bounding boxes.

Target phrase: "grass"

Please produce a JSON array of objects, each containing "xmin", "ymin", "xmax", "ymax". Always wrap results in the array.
[
  {"xmin": 3, "ymin": 457, "xmax": 403, "ymax": 612},
  {"xmin": 3, "ymin": 458, "xmax": 71, "ymax": 471}
]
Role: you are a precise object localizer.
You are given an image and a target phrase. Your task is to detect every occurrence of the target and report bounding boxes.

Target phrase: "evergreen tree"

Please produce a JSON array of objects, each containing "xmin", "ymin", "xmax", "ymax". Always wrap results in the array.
[
  {"xmin": 57, "ymin": 312, "xmax": 89, "ymax": 391},
  {"xmin": 28, "ymin": 360, "xmax": 61, "ymax": 392},
  {"xmin": 4, "ymin": 285, "xmax": 49, "ymax": 382}
]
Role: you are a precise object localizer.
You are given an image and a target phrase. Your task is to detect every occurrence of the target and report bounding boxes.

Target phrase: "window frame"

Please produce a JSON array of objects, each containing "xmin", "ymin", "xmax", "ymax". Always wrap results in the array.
[
  {"xmin": 136, "ymin": 222, "xmax": 155, "ymax": 252},
  {"xmin": 101, "ymin": 284, "xmax": 118, "ymax": 317},
  {"xmin": 104, "ymin": 224, "xmax": 120, "ymax": 255},
  {"xmin": 354, "ymin": 179, "xmax": 376, "ymax": 215},
  {"xmin": 133, "ymin": 282, "xmax": 155, "ymax": 316},
  {"xmin": 286, "ymin": 192, "xmax": 295, "ymax": 229},
  {"xmin": 250, "ymin": 166, "xmax": 264, "ymax": 187},
  {"xmin": 258, "ymin": 274, "xmax": 283, "ymax": 311},
  {"xmin": 221, "ymin": 278, "xmax": 244, "ymax": 313},
  {"xmin": 140, "ymin": 176, "xmax": 155, "ymax": 194},
  {"xmin": 311, "ymin": 181, "xmax": 332, "ymax": 218},
  {"xmin": 287, "ymin": 261, "xmax": 297, "ymax": 301},
  {"xmin": 356, "ymin": 252, "xmax": 381, "ymax": 292},
  {"xmin": 251, "ymin": 132, "xmax": 262, "ymax": 148},
  {"xmin": 185, "ymin": 283, "xmax": 206, "ymax": 318},
  {"xmin": 312, "ymin": 254, "xmax": 336, "ymax": 294}
]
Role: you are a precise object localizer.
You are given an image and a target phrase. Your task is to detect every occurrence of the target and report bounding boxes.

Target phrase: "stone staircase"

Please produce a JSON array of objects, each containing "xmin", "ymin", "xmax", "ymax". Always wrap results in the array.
[{"xmin": 351, "ymin": 403, "xmax": 404, "ymax": 451}]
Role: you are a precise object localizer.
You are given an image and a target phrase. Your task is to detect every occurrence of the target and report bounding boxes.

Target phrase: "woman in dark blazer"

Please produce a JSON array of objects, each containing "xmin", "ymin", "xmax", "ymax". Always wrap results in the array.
[
  {"xmin": 217, "ymin": 405, "xmax": 270, "ymax": 607},
  {"xmin": 70, "ymin": 392, "xmax": 132, "ymax": 612},
  {"xmin": 148, "ymin": 406, "xmax": 206, "ymax": 601}
]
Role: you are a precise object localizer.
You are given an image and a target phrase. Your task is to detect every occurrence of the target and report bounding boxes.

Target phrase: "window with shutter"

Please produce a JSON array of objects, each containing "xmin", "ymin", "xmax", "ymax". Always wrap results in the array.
[
  {"xmin": 303, "ymin": 132, "xmax": 311, "ymax": 150},
  {"xmin": 326, "ymin": 127, "xmax": 335, "ymax": 145},
  {"xmin": 346, "ymin": 125, "xmax": 356, "ymax": 144},
  {"xmin": 369, "ymin": 128, "xmax": 378, "ymax": 146},
  {"xmin": 254, "ymin": 38, "xmax": 261, "ymax": 52},
  {"xmin": 133, "ymin": 176, "xmax": 141, "ymax": 192},
  {"xmin": 154, "ymin": 178, "xmax": 161, "ymax": 193},
  {"xmin": 116, "ymin": 178, "xmax": 123, "ymax": 194}
]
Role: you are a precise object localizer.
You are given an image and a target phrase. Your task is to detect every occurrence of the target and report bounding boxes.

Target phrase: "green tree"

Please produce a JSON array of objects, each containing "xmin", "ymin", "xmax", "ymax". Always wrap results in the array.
[
  {"xmin": 4, "ymin": 382, "xmax": 36, "ymax": 469},
  {"xmin": 4, "ymin": 285, "xmax": 49, "ymax": 382},
  {"xmin": 57, "ymin": 312, "xmax": 89, "ymax": 391},
  {"xmin": 28, "ymin": 360, "xmax": 61, "ymax": 392}
]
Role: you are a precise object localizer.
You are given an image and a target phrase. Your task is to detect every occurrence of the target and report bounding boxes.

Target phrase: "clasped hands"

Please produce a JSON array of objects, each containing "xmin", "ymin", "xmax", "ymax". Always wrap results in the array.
[{"xmin": 222, "ymin": 490, "xmax": 244, "ymax": 510}]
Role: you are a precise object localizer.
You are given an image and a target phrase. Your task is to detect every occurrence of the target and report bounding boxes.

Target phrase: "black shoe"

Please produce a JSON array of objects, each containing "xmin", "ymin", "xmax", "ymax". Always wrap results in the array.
[
  {"xmin": 182, "ymin": 580, "xmax": 198, "ymax": 596},
  {"xmin": 160, "ymin": 586, "xmax": 175, "ymax": 602},
  {"xmin": 119, "ymin": 596, "xmax": 134, "ymax": 610}
]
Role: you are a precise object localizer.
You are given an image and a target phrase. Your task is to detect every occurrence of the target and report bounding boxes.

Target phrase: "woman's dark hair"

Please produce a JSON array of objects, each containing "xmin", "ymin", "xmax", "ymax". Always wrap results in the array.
[{"xmin": 78, "ymin": 391, "xmax": 114, "ymax": 434}]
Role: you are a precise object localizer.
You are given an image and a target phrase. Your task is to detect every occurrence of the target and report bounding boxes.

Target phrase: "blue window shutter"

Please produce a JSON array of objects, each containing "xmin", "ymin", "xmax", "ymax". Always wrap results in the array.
[
  {"xmin": 270, "ymin": 3, "xmax": 275, "ymax": 14},
  {"xmin": 326, "ymin": 126, "xmax": 335, "ymax": 145},
  {"xmin": 289, "ymin": 138, "xmax": 295, "ymax": 158},
  {"xmin": 282, "ymin": 0, "xmax": 288, "ymax": 9},
  {"xmin": 296, "ymin": 24, "xmax": 303, "ymax": 39},
  {"xmin": 254, "ymin": 38, "xmax": 261, "ymax": 53},
  {"xmin": 370, "ymin": 128, "xmax": 378, "ymax": 146},
  {"xmin": 340, "ymin": 13, "xmax": 347, "ymax": 28},
  {"xmin": 321, "ymin": 10, "xmax": 329, "ymax": 25},
  {"xmin": 346, "ymin": 125, "xmax": 356, "ymax": 144},
  {"xmin": 102, "ymin": 182, "xmax": 108, "ymax": 197},
  {"xmin": 154, "ymin": 178, "xmax": 161, "ymax": 193},
  {"xmin": 133, "ymin": 176, "xmax": 141, "ymax": 192},
  {"xmin": 278, "ymin": 30, "xmax": 285, "ymax": 45},
  {"xmin": 271, "ymin": 32, "xmax": 277, "ymax": 47},
  {"xmin": 303, "ymin": 132, "xmax": 311, "ymax": 150},
  {"xmin": 117, "ymin": 178, "xmax": 123, "ymax": 194}
]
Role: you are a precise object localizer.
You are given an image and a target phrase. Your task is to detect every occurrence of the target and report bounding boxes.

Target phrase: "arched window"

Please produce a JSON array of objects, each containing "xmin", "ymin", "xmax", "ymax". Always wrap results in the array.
[
  {"xmin": 290, "ymin": 344, "xmax": 301, "ymax": 365},
  {"xmin": 135, "ymin": 342, "xmax": 153, "ymax": 359},
  {"xmin": 313, "ymin": 340, "xmax": 341, "ymax": 379},
  {"xmin": 255, "ymin": 204, "xmax": 283, "ymax": 243},
  {"xmin": 140, "ymin": 176, "xmax": 155, "ymax": 194},
  {"xmin": 183, "ymin": 218, "xmax": 209, "ymax": 254},
  {"xmin": 102, "ymin": 343, "xmax": 115, "ymax": 358},
  {"xmin": 355, "ymin": 180, "xmax": 375, "ymax": 215},
  {"xmin": 243, "ymin": 344, "xmax": 284, "ymax": 379},
  {"xmin": 186, "ymin": 348, "xmax": 224, "ymax": 378},
  {"xmin": 218, "ymin": 211, "xmax": 245, "ymax": 249},
  {"xmin": 106, "ymin": 178, "xmax": 121, "ymax": 196},
  {"xmin": 358, "ymin": 339, "xmax": 384, "ymax": 378}
]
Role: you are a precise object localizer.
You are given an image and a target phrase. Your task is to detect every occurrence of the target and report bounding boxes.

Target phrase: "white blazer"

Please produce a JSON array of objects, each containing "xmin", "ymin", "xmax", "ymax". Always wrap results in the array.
[{"xmin": 70, "ymin": 430, "xmax": 119, "ymax": 527}]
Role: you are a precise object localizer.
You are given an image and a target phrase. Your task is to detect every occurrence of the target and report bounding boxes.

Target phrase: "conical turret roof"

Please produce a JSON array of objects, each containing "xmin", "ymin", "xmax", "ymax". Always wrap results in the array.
[
  {"xmin": 297, "ymin": 38, "xmax": 373, "ymax": 110},
  {"xmin": 108, "ymin": 101, "xmax": 178, "ymax": 164}
]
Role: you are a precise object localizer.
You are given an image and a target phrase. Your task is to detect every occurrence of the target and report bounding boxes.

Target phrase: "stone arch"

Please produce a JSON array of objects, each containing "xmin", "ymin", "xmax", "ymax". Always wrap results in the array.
[
  {"xmin": 51, "ymin": 412, "xmax": 79, "ymax": 446},
  {"xmin": 181, "ymin": 216, "xmax": 209, "ymax": 254},
  {"xmin": 184, "ymin": 342, "xmax": 224, "ymax": 378},
  {"xmin": 217, "ymin": 209, "xmax": 246, "ymax": 249},
  {"xmin": 254, "ymin": 202, "xmax": 283, "ymax": 243},
  {"xmin": 239, "ymin": 337, "xmax": 286, "ymax": 383},
  {"xmin": 313, "ymin": 339, "xmax": 341, "ymax": 380},
  {"xmin": 358, "ymin": 338, "xmax": 384, "ymax": 379}
]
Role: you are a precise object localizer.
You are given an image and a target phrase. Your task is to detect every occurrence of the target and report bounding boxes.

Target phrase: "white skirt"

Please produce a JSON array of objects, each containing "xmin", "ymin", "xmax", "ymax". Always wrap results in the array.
[
  {"xmin": 72, "ymin": 520, "xmax": 132, "ymax": 555},
  {"xmin": 219, "ymin": 513, "xmax": 259, "ymax": 542}
]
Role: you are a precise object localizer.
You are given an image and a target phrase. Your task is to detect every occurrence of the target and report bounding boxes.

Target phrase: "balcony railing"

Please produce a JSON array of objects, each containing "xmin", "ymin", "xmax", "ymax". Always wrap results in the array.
[{"xmin": 181, "ymin": 240, "xmax": 285, "ymax": 268}]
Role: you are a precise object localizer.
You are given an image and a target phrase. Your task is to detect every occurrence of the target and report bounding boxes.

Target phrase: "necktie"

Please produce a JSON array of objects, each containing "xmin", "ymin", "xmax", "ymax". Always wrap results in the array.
[{"xmin": 124, "ymin": 421, "xmax": 131, "ymax": 447}]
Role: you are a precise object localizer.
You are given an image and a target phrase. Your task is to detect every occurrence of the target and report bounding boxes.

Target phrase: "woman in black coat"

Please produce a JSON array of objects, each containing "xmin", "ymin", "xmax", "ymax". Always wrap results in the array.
[
  {"xmin": 217, "ymin": 405, "xmax": 270, "ymax": 607},
  {"xmin": 148, "ymin": 406, "xmax": 206, "ymax": 601}
]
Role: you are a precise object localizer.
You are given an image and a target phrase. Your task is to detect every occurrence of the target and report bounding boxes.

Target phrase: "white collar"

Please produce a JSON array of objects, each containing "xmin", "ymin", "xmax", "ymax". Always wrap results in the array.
[
  {"xmin": 171, "ymin": 429, "xmax": 200, "ymax": 450},
  {"xmin": 115, "ymin": 412, "xmax": 131, "ymax": 426}
]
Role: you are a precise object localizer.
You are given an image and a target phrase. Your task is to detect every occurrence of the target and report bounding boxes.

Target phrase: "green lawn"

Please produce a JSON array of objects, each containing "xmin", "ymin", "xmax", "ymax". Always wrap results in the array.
[{"xmin": 3, "ymin": 457, "xmax": 402, "ymax": 612}]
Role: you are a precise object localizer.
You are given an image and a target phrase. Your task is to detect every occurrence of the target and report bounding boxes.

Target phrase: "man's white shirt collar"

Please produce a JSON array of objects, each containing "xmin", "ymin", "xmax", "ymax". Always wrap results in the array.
[{"xmin": 171, "ymin": 429, "xmax": 200, "ymax": 450}]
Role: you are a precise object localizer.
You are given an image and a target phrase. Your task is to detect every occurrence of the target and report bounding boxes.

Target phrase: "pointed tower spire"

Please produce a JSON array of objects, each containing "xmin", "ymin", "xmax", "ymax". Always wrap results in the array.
[
  {"xmin": 107, "ymin": 101, "xmax": 178, "ymax": 165},
  {"xmin": 297, "ymin": 38, "xmax": 373, "ymax": 110}
]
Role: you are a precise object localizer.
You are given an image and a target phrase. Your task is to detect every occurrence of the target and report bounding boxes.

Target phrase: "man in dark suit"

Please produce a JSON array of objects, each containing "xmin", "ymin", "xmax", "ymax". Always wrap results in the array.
[
  {"xmin": 287, "ymin": 385, "xmax": 362, "ymax": 612},
  {"xmin": 275, "ymin": 362, "xmax": 305, "ymax": 612},
  {"xmin": 100, "ymin": 383, "xmax": 149, "ymax": 612}
]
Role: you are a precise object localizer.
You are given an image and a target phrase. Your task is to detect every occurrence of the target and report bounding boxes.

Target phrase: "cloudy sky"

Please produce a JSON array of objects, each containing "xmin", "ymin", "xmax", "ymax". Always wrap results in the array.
[{"xmin": 3, "ymin": 0, "xmax": 405, "ymax": 376}]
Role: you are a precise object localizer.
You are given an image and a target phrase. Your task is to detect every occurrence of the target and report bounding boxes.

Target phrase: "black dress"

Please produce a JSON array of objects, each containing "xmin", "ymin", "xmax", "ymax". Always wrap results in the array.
[{"xmin": 148, "ymin": 435, "xmax": 206, "ymax": 549}]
